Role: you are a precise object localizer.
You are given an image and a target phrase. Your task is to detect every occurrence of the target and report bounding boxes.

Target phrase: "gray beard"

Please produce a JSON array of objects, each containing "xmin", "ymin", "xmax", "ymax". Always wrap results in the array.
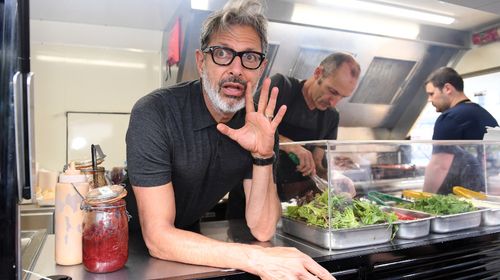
[{"xmin": 201, "ymin": 69, "xmax": 249, "ymax": 114}]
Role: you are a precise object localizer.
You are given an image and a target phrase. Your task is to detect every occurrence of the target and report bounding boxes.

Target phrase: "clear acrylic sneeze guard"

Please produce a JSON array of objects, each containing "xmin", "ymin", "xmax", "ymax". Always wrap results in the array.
[{"xmin": 280, "ymin": 140, "xmax": 500, "ymax": 250}]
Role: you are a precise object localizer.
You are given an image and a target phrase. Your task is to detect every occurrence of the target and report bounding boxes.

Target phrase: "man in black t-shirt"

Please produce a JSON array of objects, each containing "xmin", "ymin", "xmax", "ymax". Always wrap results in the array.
[
  {"xmin": 265, "ymin": 56, "xmax": 360, "ymax": 200},
  {"xmin": 423, "ymin": 67, "xmax": 498, "ymax": 194},
  {"xmin": 126, "ymin": 1, "xmax": 332, "ymax": 279}
]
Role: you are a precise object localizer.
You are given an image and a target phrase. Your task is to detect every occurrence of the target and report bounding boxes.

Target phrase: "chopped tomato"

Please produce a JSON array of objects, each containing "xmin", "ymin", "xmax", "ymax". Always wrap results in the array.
[{"xmin": 395, "ymin": 212, "xmax": 417, "ymax": 221}]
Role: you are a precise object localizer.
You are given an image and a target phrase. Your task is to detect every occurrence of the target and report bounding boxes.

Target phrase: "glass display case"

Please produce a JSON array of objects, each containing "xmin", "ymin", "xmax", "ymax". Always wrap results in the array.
[{"xmin": 279, "ymin": 140, "xmax": 500, "ymax": 250}]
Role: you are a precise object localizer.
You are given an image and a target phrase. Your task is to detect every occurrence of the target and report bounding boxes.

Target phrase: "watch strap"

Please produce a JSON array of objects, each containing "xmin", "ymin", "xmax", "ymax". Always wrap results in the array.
[{"xmin": 252, "ymin": 153, "xmax": 275, "ymax": 166}]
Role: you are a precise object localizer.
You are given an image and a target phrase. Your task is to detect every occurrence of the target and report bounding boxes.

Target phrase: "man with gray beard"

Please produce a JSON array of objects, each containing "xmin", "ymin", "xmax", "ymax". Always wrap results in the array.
[{"xmin": 126, "ymin": 0, "xmax": 333, "ymax": 279}]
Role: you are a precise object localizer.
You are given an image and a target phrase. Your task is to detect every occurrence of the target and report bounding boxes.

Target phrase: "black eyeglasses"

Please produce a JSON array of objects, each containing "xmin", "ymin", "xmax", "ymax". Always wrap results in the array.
[{"xmin": 203, "ymin": 46, "xmax": 266, "ymax": 70}]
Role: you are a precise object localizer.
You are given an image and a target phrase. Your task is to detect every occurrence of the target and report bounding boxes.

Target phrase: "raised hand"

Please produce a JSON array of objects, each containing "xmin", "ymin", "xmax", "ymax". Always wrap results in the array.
[{"xmin": 217, "ymin": 77, "xmax": 286, "ymax": 157}]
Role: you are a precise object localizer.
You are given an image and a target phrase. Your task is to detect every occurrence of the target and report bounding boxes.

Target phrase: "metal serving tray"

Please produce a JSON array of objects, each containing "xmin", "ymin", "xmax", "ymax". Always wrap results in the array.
[
  {"xmin": 482, "ymin": 208, "xmax": 500, "ymax": 226},
  {"xmin": 281, "ymin": 217, "xmax": 392, "ymax": 249},
  {"xmin": 430, "ymin": 209, "xmax": 486, "ymax": 233},
  {"xmin": 382, "ymin": 207, "xmax": 433, "ymax": 239}
]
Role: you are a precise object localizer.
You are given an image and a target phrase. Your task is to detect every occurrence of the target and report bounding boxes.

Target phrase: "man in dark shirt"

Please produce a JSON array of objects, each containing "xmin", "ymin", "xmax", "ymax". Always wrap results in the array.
[
  {"xmin": 126, "ymin": 0, "xmax": 332, "ymax": 279},
  {"xmin": 267, "ymin": 54, "xmax": 360, "ymax": 200},
  {"xmin": 227, "ymin": 54, "xmax": 360, "ymax": 219},
  {"xmin": 423, "ymin": 67, "xmax": 498, "ymax": 193}
]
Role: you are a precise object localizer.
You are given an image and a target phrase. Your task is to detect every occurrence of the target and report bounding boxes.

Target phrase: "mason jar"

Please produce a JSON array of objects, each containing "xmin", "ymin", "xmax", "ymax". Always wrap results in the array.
[{"xmin": 82, "ymin": 185, "xmax": 129, "ymax": 273}]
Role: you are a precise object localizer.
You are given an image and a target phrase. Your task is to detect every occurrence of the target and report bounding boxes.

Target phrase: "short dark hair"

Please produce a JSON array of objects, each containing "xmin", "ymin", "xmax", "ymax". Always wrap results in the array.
[
  {"xmin": 320, "ymin": 52, "xmax": 361, "ymax": 79},
  {"xmin": 424, "ymin": 67, "xmax": 464, "ymax": 91},
  {"xmin": 200, "ymin": 0, "xmax": 268, "ymax": 54}
]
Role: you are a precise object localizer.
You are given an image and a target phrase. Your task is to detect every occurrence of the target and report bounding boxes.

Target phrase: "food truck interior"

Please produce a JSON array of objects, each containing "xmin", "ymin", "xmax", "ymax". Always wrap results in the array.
[{"xmin": 2, "ymin": 0, "xmax": 500, "ymax": 279}]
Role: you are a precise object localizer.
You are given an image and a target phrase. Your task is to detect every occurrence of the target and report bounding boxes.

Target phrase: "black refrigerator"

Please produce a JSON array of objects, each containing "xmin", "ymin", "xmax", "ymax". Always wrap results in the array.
[{"xmin": 1, "ymin": 0, "xmax": 36, "ymax": 279}]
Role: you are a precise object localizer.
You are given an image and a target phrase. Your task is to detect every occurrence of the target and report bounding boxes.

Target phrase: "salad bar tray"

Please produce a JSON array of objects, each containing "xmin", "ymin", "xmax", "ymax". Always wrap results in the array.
[
  {"xmin": 281, "ymin": 217, "xmax": 392, "ymax": 249},
  {"xmin": 430, "ymin": 209, "xmax": 486, "ymax": 233},
  {"xmin": 382, "ymin": 207, "xmax": 433, "ymax": 239},
  {"xmin": 482, "ymin": 208, "xmax": 500, "ymax": 226}
]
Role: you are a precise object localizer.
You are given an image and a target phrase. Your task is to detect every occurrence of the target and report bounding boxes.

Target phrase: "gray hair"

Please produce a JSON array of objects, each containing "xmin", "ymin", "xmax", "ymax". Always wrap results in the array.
[
  {"xmin": 200, "ymin": 0, "xmax": 268, "ymax": 54},
  {"xmin": 320, "ymin": 52, "xmax": 361, "ymax": 79}
]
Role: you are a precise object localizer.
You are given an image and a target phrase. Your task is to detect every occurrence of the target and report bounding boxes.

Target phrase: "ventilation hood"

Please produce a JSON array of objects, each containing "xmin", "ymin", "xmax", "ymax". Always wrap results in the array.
[{"xmin": 176, "ymin": 0, "xmax": 483, "ymax": 140}]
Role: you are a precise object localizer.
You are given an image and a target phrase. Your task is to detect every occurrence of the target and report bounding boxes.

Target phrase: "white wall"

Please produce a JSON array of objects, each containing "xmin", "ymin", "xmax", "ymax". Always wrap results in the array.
[
  {"xmin": 455, "ymin": 41, "xmax": 500, "ymax": 74},
  {"xmin": 410, "ymin": 40, "xmax": 500, "ymax": 140},
  {"xmin": 31, "ymin": 20, "xmax": 163, "ymax": 172}
]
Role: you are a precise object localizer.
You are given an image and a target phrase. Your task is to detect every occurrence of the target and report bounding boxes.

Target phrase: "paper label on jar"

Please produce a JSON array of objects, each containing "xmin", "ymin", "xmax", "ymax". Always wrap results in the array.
[{"xmin": 98, "ymin": 186, "xmax": 114, "ymax": 196}]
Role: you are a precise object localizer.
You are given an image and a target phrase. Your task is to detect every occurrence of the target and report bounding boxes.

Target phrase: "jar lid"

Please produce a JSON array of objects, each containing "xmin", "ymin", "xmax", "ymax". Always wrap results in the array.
[
  {"xmin": 68, "ymin": 145, "xmax": 107, "ymax": 170},
  {"xmin": 72, "ymin": 157, "xmax": 106, "ymax": 170},
  {"xmin": 85, "ymin": 185, "xmax": 127, "ymax": 205}
]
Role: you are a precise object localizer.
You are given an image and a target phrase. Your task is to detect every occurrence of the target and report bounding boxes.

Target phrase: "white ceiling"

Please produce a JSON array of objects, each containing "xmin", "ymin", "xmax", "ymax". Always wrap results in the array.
[
  {"xmin": 30, "ymin": 0, "xmax": 185, "ymax": 31},
  {"xmin": 30, "ymin": 0, "xmax": 500, "ymax": 32}
]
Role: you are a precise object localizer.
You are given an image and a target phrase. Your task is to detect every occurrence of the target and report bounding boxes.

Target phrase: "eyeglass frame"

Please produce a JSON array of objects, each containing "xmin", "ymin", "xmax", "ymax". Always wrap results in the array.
[{"xmin": 202, "ymin": 46, "xmax": 266, "ymax": 70}]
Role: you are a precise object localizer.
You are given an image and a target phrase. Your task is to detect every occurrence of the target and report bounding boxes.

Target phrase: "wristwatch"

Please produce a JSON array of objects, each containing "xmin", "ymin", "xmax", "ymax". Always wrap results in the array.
[{"xmin": 252, "ymin": 153, "xmax": 275, "ymax": 166}]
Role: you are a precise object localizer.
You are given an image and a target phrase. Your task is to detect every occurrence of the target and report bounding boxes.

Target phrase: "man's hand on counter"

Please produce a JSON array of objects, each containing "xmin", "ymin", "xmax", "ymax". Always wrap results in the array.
[{"xmin": 247, "ymin": 246, "xmax": 335, "ymax": 280}]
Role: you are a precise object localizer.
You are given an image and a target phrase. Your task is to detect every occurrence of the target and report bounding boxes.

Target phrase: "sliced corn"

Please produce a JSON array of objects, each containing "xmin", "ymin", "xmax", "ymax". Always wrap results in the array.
[
  {"xmin": 452, "ymin": 186, "xmax": 487, "ymax": 200},
  {"xmin": 402, "ymin": 190, "xmax": 434, "ymax": 199}
]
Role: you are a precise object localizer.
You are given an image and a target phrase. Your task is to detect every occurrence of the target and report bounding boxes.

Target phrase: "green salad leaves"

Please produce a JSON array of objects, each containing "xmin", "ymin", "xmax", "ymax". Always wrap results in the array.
[
  {"xmin": 398, "ymin": 194, "xmax": 476, "ymax": 215},
  {"xmin": 284, "ymin": 192, "xmax": 397, "ymax": 229}
]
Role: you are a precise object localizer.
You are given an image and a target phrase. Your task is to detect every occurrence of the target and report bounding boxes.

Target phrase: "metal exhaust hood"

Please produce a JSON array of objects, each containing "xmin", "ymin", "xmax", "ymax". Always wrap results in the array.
[{"xmin": 176, "ymin": 0, "xmax": 470, "ymax": 140}]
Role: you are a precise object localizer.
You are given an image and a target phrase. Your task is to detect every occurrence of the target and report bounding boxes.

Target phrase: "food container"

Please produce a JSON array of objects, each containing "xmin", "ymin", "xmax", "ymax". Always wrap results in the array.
[
  {"xmin": 461, "ymin": 198, "xmax": 500, "ymax": 226},
  {"xmin": 371, "ymin": 164, "xmax": 416, "ymax": 180},
  {"xmin": 82, "ymin": 185, "xmax": 129, "ymax": 273},
  {"xmin": 382, "ymin": 207, "xmax": 433, "ymax": 239},
  {"xmin": 430, "ymin": 209, "xmax": 486, "ymax": 233},
  {"xmin": 281, "ymin": 217, "xmax": 392, "ymax": 249},
  {"xmin": 482, "ymin": 208, "xmax": 500, "ymax": 226}
]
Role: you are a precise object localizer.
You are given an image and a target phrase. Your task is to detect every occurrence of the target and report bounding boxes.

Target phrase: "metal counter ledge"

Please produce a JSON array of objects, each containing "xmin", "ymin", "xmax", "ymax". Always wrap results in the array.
[{"xmin": 30, "ymin": 219, "xmax": 500, "ymax": 279}]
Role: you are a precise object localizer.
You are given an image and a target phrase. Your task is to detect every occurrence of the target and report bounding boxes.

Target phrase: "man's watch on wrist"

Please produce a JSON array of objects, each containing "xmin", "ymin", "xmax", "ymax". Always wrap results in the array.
[{"xmin": 252, "ymin": 153, "xmax": 275, "ymax": 166}]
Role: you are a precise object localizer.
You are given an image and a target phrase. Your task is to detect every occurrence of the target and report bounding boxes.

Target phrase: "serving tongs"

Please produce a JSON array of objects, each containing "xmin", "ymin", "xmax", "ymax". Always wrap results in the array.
[
  {"xmin": 453, "ymin": 186, "xmax": 500, "ymax": 202},
  {"xmin": 367, "ymin": 191, "xmax": 411, "ymax": 206},
  {"xmin": 453, "ymin": 186, "xmax": 500, "ymax": 208},
  {"xmin": 288, "ymin": 153, "xmax": 328, "ymax": 192}
]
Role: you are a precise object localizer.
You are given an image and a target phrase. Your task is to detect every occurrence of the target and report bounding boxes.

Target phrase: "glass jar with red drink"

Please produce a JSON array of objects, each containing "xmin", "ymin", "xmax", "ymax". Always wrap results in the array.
[{"xmin": 82, "ymin": 185, "xmax": 129, "ymax": 273}]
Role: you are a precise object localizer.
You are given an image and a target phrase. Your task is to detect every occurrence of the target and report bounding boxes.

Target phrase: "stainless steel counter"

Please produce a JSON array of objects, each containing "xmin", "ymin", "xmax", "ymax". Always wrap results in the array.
[
  {"xmin": 28, "ymin": 219, "xmax": 500, "ymax": 279},
  {"xmin": 22, "ymin": 229, "xmax": 47, "ymax": 280},
  {"xmin": 20, "ymin": 203, "xmax": 55, "ymax": 234}
]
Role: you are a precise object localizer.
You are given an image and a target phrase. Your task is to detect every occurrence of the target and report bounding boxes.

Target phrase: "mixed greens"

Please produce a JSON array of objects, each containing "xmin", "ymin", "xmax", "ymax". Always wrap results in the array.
[
  {"xmin": 284, "ymin": 192, "xmax": 397, "ymax": 229},
  {"xmin": 398, "ymin": 194, "xmax": 476, "ymax": 215}
]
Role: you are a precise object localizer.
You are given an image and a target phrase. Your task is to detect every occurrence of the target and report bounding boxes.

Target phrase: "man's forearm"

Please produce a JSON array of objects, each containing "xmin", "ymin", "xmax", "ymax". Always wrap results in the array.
[
  {"xmin": 312, "ymin": 147, "xmax": 327, "ymax": 177},
  {"xmin": 145, "ymin": 224, "xmax": 263, "ymax": 274},
  {"xmin": 244, "ymin": 165, "xmax": 281, "ymax": 241}
]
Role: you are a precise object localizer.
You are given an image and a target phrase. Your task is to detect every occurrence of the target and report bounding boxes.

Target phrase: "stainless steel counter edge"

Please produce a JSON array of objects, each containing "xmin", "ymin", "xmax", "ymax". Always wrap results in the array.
[{"xmin": 28, "ymin": 220, "xmax": 500, "ymax": 279}]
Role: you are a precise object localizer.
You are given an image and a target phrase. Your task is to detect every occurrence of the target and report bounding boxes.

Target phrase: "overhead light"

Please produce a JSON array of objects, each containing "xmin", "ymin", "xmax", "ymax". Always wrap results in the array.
[
  {"xmin": 71, "ymin": 137, "xmax": 87, "ymax": 150},
  {"xmin": 317, "ymin": 0, "xmax": 455, "ymax": 25},
  {"xmin": 36, "ymin": 55, "xmax": 146, "ymax": 69},
  {"xmin": 292, "ymin": 3, "xmax": 420, "ymax": 39},
  {"xmin": 191, "ymin": 0, "xmax": 210, "ymax": 11}
]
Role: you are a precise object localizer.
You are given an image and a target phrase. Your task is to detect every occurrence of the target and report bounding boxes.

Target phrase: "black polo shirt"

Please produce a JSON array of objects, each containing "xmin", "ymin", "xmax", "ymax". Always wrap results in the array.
[{"xmin": 126, "ymin": 80, "xmax": 253, "ymax": 229}]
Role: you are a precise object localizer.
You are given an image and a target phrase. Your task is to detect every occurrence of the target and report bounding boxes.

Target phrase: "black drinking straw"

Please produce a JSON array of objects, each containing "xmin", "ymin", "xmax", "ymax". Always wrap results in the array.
[{"xmin": 91, "ymin": 144, "xmax": 98, "ymax": 187}]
